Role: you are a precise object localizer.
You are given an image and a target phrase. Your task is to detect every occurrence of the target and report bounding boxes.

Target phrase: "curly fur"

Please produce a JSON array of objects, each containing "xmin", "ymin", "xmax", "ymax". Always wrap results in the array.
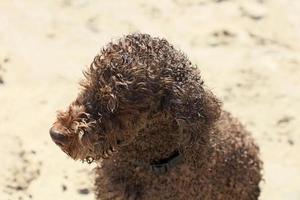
[{"xmin": 50, "ymin": 33, "xmax": 262, "ymax": 200}]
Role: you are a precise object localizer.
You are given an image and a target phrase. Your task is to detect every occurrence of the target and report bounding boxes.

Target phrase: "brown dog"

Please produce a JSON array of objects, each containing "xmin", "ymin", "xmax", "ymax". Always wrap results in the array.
[{"xmin": 50, "ymin": 33, "xmax": 262, "ymax": 200}]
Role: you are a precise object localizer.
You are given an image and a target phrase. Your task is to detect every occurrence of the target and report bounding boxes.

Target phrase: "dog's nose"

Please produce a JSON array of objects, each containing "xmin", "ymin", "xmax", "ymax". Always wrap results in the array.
[{"xmin": 50, "ymin": 127, "xmax": 68, "ymax": 146}]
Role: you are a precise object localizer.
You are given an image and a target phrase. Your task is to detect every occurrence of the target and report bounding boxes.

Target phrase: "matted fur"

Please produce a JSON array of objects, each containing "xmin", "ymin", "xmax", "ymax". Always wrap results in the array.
[{"xmin": 50, "ymin": 33, "xmax": 262, "ymax": 200}]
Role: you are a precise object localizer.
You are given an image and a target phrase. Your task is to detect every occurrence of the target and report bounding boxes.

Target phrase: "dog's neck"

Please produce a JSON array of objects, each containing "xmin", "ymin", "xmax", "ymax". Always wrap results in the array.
[
  {"xmin": 134, "ymin": 113, "xmax": 183, "ymax": 159},
  {"xmin": 111, "ymin": 112, "xmax": 211, "ymax": 172}
]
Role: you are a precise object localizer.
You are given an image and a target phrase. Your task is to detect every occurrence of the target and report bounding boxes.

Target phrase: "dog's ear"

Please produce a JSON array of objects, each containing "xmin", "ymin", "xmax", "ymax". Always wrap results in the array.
[{"xmin": 169, "ymin": 86, "xmax": 222, "ymax": 126}]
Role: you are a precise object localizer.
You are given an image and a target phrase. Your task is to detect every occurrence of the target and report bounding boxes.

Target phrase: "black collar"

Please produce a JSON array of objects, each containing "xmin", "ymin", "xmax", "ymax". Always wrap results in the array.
[{"xmin": 150, "ymin": 150, "xmax": 183, "ymax": 174}]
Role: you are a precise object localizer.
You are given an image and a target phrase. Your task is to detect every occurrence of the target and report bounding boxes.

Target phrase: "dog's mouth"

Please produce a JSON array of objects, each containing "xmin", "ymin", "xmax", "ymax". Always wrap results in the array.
[
  {"xmin": 81, "ymin": 129, "xmax": 136, "ymax": 163},
  {"xmin": 83, "ymin": 142, "xmax": 119, "ymax": 164},
  {"xmin": 83, "ymin": 150, "xmax": 117, "ymax": 164}
]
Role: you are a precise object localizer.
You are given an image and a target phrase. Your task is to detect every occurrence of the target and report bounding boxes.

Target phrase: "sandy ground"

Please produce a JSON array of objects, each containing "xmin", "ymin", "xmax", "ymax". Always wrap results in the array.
[{"xmin": 0, "ymin": 0, "xmax": 300, "ymax": 199}]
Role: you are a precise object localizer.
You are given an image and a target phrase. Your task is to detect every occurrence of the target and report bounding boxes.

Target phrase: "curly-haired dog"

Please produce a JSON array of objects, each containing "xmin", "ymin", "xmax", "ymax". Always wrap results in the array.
[{"xmin": 50, "ymin": 33, "xmax": 262, "ymax": 200}]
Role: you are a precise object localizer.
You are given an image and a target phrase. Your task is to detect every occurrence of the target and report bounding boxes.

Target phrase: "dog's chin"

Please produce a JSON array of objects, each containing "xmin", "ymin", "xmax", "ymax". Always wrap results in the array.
[
  {"xmin": 59, "ymin": 145, "xmax": 89, "ymax": 162},
  {"xmin": 84, "ymin": 144, "xmax": 119, "ymax": 163},
  {"xmin": 64, "ymin": 138, "xmax": 123, "ymax": 163},
  {"xmin": 81, "ymin": 154, "xmax": 108, "ymax": 164}
]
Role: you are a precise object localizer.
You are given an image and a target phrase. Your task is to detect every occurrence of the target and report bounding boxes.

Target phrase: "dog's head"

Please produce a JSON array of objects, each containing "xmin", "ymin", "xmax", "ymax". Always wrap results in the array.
[
  {"xmin": 49, "ymin": 90, "xmax": 144, "ymax": 162},
  {"xmin": 50, "ymin": 102, "xmax": 94, "ymax": 161},
  {"xmin": 50, "ymin": 33, "xmax": 221, "ymax": 163}
]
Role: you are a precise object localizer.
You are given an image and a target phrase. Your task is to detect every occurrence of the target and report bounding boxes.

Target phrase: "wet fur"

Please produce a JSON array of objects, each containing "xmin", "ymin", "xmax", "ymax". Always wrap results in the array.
[{"xmin": 51, "ymin": 33, "xmax": 262, "ymax": 200}]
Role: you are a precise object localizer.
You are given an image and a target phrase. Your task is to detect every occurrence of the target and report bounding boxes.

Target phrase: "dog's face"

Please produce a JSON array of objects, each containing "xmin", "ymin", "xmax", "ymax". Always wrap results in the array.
[
  {"xmin": 50, "ymin": 101, "xmax": 94, "ymax": 162},
  {"xmin": 49, "ymin": 98, "xmax": 123, "ymax": 163}
]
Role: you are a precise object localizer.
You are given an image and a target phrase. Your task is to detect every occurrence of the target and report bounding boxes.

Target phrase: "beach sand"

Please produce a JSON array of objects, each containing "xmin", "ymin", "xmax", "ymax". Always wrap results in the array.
[{"xmin": 0, "ymin": 0, "xmax": 299, "ymax": 199}]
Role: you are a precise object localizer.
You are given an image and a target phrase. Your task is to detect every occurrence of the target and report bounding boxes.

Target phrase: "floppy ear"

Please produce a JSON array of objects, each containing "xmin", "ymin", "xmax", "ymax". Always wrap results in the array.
[
  {"xmin": 169, "ymin": 86, "xmax": 221, "ymax": 148},
  {"xmin": 169, "ymin": 84, "xmax": 221, "ymax": 126}
]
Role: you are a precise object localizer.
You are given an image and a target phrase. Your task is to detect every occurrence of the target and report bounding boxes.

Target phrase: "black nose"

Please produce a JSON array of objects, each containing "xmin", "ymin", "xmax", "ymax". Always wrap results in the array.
[{"xmin": 50, "ymin": 127, "xmax": 68, "ymax": 146}]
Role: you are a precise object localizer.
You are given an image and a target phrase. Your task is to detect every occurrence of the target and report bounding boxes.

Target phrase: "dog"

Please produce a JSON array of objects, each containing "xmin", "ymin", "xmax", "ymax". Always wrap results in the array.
[{"xmin": 50, "ymin": 33, "xmax": 262, "ymax": 200}]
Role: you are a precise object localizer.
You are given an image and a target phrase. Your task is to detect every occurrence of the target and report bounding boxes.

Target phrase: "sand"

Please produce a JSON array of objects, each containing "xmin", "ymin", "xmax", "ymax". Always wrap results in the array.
[{"xmin": 0, "ymin": 0, "xmax": 299, "ymax": 199}]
